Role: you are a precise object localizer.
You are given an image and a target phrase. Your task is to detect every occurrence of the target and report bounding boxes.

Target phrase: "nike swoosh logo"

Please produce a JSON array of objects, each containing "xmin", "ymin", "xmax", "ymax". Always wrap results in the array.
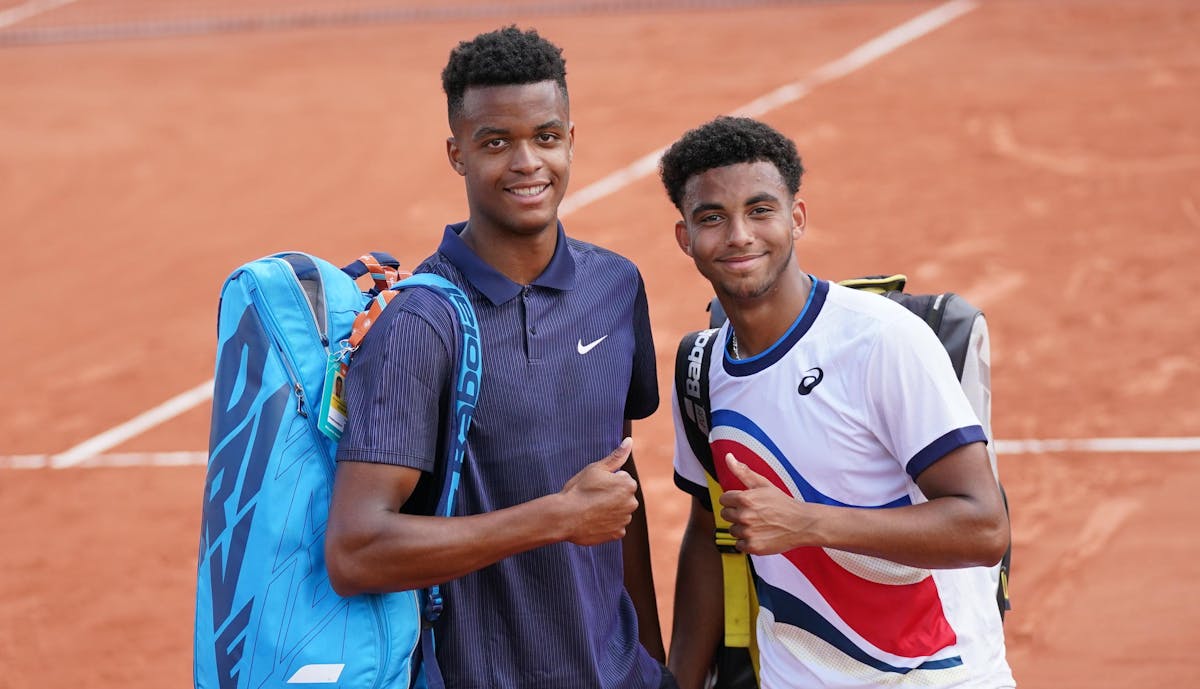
[{"xmin": 577, "ymin": 335, "xmax": 608, "ymax": 355}]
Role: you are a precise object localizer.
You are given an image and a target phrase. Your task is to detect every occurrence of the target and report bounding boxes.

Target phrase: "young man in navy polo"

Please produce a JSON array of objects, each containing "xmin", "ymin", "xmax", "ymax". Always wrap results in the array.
[{"xmin": 325, "ymin": 26, "xmax": 672, "ymax": 689}]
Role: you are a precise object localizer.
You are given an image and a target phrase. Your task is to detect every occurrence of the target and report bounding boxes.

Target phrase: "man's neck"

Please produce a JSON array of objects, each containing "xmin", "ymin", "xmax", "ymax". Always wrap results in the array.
[
  {"xmin": 724, "ymin": 270, "xmax": 812, "ymax": 360},
  {"xmin": 460, "ymin": 220, "xmax": 559, "ymax": 286}
]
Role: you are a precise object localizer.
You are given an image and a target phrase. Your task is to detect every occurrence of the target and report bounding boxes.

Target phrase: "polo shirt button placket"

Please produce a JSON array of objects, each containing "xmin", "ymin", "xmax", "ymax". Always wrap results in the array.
[{"xmin": 522, "ymin": 286, "xmax": 539, "ymax": 362}]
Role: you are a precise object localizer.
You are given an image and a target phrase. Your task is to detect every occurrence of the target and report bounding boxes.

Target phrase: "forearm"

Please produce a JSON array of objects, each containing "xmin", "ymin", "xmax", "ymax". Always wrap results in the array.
[
  {"xmin": 724, "ymin": 445, "xmax": 1009, "ymax": 568},
  {"xmin": 622, "ymin": 460, "xmax": 665, "ymax": 661},
  {"xmin": 329, "ymin": 440, "xmax": 639, "ymax": 596},
  {"xmin": 789, "ymin": 496, "xmax": 1009, "ymax": 569},
  {"xmin": 668, "ymin": 504, "xmax": 723, "ymax": 689},
  {"xmin": 328, "ymin": 493, "xmax": 571, "ymax": 595}
]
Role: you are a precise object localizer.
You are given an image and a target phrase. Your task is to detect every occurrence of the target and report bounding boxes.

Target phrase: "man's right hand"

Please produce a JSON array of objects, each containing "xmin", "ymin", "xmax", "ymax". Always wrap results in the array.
[{"xmin": 558, "ymin": 437, "xmax": 638, "ymax": 546}]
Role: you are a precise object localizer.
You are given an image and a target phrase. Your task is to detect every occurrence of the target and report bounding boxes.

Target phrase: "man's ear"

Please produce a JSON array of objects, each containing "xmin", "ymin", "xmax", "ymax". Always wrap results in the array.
[
  {"xmin": 447, "ymin": 137, "xmax": 466, "ymax": 176},
  {"xmin": 567, "ymin": 122, "xmax": 575, "ymax": 163},
  {"xmin": 792, "ymin": 198, "xmax": 807, "ymax": 240},
  {"xmin": 675, "ymin": 220, "xmax": 692, "ymax": 256}
]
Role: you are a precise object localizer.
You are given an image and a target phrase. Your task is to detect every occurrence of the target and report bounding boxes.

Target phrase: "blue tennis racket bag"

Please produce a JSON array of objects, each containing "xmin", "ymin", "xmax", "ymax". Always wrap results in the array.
[{"xmin": 194, "ymin": 251, "xmax": 480, "ymax": 689}]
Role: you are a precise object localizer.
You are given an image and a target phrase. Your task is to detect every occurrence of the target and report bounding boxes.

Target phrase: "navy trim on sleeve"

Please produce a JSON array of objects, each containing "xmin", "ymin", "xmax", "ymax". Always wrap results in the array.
[
  {"xmin": 674, "ymin": 471, "xmax": 713, "ymax": 511},
  {"xmin": 625, "ymin": 270, "xmax": 659, "ymax": 420},
  {"xmin": 907, "ymin": 425, "xmax": 988, "ymax": 479},
  {"xmin": 335, "ymin": 450, "xmax": 434, "ymax": 472}
]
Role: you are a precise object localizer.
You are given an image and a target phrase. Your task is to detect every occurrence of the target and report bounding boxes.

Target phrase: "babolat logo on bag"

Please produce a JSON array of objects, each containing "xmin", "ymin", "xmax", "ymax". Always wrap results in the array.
[
  {"xmin": 194, "ymin": 252, "xmax": 480, "ymax": 689},
  {"xmin": 682, "ymin": 328, "xmax": 717, "ymax": 436}
]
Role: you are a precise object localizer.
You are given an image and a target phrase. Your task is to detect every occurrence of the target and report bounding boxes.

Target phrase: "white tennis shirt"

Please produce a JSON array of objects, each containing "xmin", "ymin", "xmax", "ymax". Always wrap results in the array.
[{"xmin": 673, "ymin": 278, "xmax": 1014, "ymax": 688}]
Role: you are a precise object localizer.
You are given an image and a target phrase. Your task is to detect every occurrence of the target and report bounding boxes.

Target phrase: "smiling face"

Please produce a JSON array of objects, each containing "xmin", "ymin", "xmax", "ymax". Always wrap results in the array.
[
  {"xmin": 675, "ymin": 160, "xmax": 806, "ymax": 303},
  {"xmin": 446, "ymin": 80, "xmax": 573, "ymax": 240}
]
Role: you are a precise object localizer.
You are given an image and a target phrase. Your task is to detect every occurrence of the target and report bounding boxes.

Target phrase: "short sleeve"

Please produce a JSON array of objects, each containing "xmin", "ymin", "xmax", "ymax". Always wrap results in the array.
[
  {"xmin": 865, "ymin": 310, "xmax": 987, "ymax": 480},
  {"xmin": 335, "ymin": 289, "xmax": 456, "ymax": 472},
  {"xmin": 624, "ymin": 270, "xmax": 659, "ymax": 420}
]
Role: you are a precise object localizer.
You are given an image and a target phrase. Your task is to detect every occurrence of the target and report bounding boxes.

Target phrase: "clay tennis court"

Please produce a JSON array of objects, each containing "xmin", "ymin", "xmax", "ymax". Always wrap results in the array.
[{"xmin": 2, "ymin": 0, "xmax": 1198, "ymax": 686}]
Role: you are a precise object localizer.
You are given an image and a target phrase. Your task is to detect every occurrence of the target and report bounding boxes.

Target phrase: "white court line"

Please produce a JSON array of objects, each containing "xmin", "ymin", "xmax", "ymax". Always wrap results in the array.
[
  {"xmin": 4, "ymin": 438, "xmax": 1200, "ymax": 469},
  {"xmin": 995, "ymin": 437, "xmax": 1200, "ymax": 455},
  {"xmin": 0, "ymin": 0, "xmax": 78, "ymax": 29},
  {"xmin": 48, "ymin": 380, "xmax": 214, "ymax": 469},
  {"xmin": 559, "ymin": 0, "xmax": 979, "ymax": 217},
  {"xmin": 731, "ymin": 0, "xmax": 979, "ymax": 120},
  {"xmin": 17, "ymin": 0, "xmax": 977, "ymax": 467},
  {"xmin": 2, "ymin": 451, "xmax": 209, "ymax": 469}
]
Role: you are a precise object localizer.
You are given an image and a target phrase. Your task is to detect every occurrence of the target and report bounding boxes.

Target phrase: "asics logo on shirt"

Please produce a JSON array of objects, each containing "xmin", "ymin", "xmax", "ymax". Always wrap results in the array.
[
  {"xmin": 798, "ymin": 367, "xmax": 824, "ymax": 395},
  {"xmin": 577, "ymin": 335, "xmax": 608, "ymax": 355}
]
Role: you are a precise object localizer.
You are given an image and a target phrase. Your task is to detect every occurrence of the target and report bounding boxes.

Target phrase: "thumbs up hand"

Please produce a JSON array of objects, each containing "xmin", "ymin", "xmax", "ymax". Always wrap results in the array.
[
  {"xmin": 558, "ymin": 438, "xmax": 639, "ymax": 546},
  {"xmin": 718, "ymin": 454, "xmax": 812, "ymax": 555}
]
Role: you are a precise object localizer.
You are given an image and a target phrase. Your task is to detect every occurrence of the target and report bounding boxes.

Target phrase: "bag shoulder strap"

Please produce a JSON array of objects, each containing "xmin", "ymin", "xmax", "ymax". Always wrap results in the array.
[
  {"xmin": 674, "ymin": 328, "xmax": 721, "ymax": 482},
  {"xmin": 402, "ymin": 274, "xmax": 481, "ymax": 689},
  {"xmin": 345, "ymin": 271, "xmax": 481, "ymax": 689},
  {"xmin": 674, "ymin": 328, "xmax": 759, "ymax": 664},
  {"xmin": 395, "ymin": 273, "xmax": 480, "ymax": 518}
]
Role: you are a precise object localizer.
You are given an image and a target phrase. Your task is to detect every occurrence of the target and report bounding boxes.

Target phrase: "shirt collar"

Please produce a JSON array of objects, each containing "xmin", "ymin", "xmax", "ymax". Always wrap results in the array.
[
  {"xmin": 437, "ymin": 221, "xmax": 577, "ymax": 306},
  {"xmin": 722, "ymin": 276, "xmax": 828, "ymax": 377}
]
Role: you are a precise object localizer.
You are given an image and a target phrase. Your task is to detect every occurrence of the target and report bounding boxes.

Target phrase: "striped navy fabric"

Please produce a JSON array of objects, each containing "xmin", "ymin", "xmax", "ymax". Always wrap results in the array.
[{"xmin": 337, "ymin": 222, "xmax": 660, "ymax": 689}]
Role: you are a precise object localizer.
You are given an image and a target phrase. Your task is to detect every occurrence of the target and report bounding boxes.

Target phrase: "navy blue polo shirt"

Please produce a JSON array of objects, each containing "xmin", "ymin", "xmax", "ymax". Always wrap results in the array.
[{"xmin": 336, "ymin": 222, "xmax": 660, "ymax": 689}]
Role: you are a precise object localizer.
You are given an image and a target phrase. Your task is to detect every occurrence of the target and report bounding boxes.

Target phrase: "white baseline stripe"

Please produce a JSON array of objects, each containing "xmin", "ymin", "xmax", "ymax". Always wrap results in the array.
[
  {"xmin": 24, "ymin": 1, "xmax": 976, "ymax": 466},
  {"xmin": 996, "ymin": 437, "xmax": 1200, "ymax": 455},
  {"xmin": 0, "ymin": 0, "xmax": 79, "ymax": 29},
  {"xmin": 4, "ymin": 438, "xmax": 1199, "ymax": 470}
]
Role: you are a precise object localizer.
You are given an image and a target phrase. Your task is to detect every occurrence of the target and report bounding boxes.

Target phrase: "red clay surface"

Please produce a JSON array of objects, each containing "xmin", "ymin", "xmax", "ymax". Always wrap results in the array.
[{"xmin": 1, "ymin": 1, "xmax": 1198, "ymax": 686}]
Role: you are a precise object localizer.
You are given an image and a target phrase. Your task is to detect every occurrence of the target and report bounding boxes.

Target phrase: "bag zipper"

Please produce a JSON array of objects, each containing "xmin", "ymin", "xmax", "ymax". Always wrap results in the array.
[
  {"xmin": 248, "ymin": 291, "xmax": 309, "ymax": 419},
  {"xmin": 279, "ymin": 252, "xmax": 330, "ymax": 348},
  {"xmin": 244, "ymin": 268, "xmax": 330, "ymax": 465}
]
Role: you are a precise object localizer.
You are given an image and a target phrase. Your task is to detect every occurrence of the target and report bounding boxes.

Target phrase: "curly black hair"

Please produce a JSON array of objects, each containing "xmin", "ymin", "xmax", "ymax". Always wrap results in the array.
[
  {"xmin": 441, "ymin": 26, "xmax": 568, "ymax": 123},
  {"xmin": 659, "ymin": 116, "xmax": 804, "ymax": 211}
]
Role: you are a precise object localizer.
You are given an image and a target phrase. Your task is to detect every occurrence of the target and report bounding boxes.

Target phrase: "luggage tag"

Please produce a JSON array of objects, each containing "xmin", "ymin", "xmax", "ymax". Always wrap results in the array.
[{"xmin": 317, "ymin": 347, "xmax": 351, "ymax": 440}]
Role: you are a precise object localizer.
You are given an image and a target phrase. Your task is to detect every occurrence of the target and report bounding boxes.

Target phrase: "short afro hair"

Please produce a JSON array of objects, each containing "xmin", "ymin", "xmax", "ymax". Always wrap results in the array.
[
  {"xmin": 442, "ymin": 26, "xmax": 568, "ymax": 123},
  {"xmin": 659, "ymin": 116, "xmax": 804, "ymax": 212}
]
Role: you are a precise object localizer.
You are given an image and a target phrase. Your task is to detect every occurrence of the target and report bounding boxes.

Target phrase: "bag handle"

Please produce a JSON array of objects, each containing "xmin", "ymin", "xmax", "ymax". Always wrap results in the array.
[
  {"xmin": 341, "ymin": 252, "xmax": 408, "ymax": 293},
  {"xmin": 837, "ymin": 273, "xmax": 907, "ymax": 294}
]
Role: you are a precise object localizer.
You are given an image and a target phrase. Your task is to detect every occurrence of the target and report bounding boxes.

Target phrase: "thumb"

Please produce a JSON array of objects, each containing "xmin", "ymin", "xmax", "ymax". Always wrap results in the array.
[
  {"xmin": 598, "ymin": 437, "xmax": 634, "ymax": 472},
  {"xmin": 725, "ymin": 453, "xmax": 771, "ymax": 488}
]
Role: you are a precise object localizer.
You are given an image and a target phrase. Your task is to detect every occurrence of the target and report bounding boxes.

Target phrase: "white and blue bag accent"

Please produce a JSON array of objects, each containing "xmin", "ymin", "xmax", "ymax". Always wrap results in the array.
[{"xmin": 194, "ymin": 251, "xmax": 481, "ymax": 689}]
